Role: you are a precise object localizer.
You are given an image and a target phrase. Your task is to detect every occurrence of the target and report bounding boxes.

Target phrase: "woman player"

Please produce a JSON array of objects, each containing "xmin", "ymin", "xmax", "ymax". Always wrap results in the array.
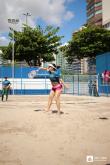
[{"xmin": 39, "ymin": 63, "xmax": 68, "ymax": 114}]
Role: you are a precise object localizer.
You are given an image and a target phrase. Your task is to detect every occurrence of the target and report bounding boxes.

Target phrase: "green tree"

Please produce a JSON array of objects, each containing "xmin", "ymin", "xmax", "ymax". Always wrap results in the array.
[
  {"xmin": 64, "ymin": 25, "xmax": 110, "ymax": 63},
  {"xmin": 3, "ymin": 25, "xmax": 63, "ymax": 66}
]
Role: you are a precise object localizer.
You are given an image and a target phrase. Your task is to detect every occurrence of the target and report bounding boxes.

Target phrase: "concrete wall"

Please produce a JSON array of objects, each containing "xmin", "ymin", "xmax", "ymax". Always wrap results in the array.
[{"xmin": 102, "ymin": 0, "xmax": 110, "ymax": 29}]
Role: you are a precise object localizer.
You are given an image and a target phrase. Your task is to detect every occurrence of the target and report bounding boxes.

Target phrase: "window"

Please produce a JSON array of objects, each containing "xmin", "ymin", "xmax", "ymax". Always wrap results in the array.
[
  {"xmin": 103, "ymin": 22, "xmax": 110, "ymax": 28},
  {"xmin": 88, "ymin": 13, "xmax": 94, "ymax": 19},
  {"xmin": 95, "ymin": 2, "xmax": 102, "ymax": 7},
  {"xmin": 87, "ymin": 5, "xmax": 94, "ymax": 12},
  {"xmin": 95, "ymin": 10, "xmax": 102, "ymax": 15}
]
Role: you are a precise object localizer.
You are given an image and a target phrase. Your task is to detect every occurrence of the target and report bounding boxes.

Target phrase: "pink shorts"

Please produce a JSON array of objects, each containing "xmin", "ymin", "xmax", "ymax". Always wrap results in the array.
[{"xmin": 52, "ymin": 84, "xmax": 62, "ymax": 92}]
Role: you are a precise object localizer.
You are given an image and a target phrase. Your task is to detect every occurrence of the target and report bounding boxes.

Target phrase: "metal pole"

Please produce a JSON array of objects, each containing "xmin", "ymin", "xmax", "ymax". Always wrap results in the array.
[
  {"xmin": 12, "ymin": 29, "xmax": 14, "ymax": 95},
  {"xmin": 26, "ymin": 15, "xmax": 27, "ymax": 25},
  {"xmin": 73, "ymin": 75, "xmax": 74, "ymax": 95},
  {"xmin": 56, "ymin": 54, "xmax": 57, "ymax": 65},
  {"xmin": 78, "ymin": 73, "xmax": 80, "ymax": 95},
  {"xmin": 23, "ymin": 13, "xmax": 31, "ymax": 25},
  {"xmin": 8, "ymin": 18, "xmax": 19, "ymax": 95},
  {"xmin": 21, "ymin": 63, "xmax": 23, "ymax": 95}
]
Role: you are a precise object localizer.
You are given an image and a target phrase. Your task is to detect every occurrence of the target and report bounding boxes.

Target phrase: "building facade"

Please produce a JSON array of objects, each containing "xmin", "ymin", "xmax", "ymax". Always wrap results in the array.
[
  {"xmin": 87, "ymin": 0, "xmax": 102, "ymax": 26},
  {"xmin": 102, "ymin": 0, "xmax": 110, "ymax": 30},
  {"xmin": 55, "ymin": 49, "xmax": 89, "ymax": 74},
  {"xmin": 87, "ymin": 0, "xmax": 110, "ymax": 29}
]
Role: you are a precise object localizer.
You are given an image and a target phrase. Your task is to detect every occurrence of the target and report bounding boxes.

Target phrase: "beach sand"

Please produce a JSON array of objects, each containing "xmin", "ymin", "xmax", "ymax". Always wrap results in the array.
[{"xmin": 0, "ymin": 95, "xmax": 110, "ymax": 165}]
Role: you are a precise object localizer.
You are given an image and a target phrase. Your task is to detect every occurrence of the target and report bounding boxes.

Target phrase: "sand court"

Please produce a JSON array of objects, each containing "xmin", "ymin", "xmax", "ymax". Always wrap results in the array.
[{"xmin": 0, "ymin": 95, "xmax": 110, "ymax": 165}]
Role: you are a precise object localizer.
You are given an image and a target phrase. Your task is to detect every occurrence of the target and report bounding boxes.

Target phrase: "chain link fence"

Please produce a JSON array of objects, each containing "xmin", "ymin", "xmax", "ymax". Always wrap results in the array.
[{"xmin": 0, "ymin": 64, "xmax": 100, "ymax": 96}]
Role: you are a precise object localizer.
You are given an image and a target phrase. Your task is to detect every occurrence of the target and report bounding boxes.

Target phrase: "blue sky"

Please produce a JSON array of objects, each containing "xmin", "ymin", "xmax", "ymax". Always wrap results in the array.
[
  {"xmin": 32, "ymin": 0, "xmax": 87, "ymax": 44},
  {"xmin": 59, "ymin": 0, "xmax": 87, "ymax": 43},
  {"xmin": 0, "ymin": 0, "xmax": 87, "ymax": 46}
]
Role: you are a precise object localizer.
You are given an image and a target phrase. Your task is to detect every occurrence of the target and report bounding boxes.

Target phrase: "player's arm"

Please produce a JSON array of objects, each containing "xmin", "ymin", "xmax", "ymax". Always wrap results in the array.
[
  {"xmin": 37, "ymin": 66, "xmax": 49, "ymax": 71},
  {"xmin": 40, "ymin": 67, "xmax": 48, "ymax": 70},
  {"xmin": 6, "ymin": 82, "xmax": 11, "ymax": 89},
  {"xmin": 59, "ymin": 78, "xmax": 69, "ymax": 89},
  {"xmin": 34, "ymin": 66, "xmax": 47, "ymax": 71}
]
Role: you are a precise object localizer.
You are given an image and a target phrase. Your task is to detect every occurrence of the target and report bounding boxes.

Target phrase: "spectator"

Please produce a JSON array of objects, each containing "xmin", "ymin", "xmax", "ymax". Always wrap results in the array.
[
  {"xmin": 102, "ymin": 70, "xmax": 110, "ymax": 84},
  {"xmin": 92, "ymin": 80, "xmax": 99, "ymax": 97},
  {"xmin": 1, "ymin": 77, "xmax": 11, "ymax": 101},
  {"xmin": 88, "ymin": 80, "xmax": 93, "ymax": 96}
]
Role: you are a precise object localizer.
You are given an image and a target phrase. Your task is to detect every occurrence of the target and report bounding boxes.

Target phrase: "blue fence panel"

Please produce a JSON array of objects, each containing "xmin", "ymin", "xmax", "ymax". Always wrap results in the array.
[
  {"xmin": 96, "ymin": 52, "xmax": 110, "ymax": 96},
  {"xmin": 0, "ymin": 66, "xmax": 50, "ymax": 95},
  {"xmin": 0, "ymin": 66, "xmax": 49, "ymax": 78},
  {"xmin": 0, "ymin": 66, "xmax": 12, "ymax": 78},
  {"xmin": 96, "ymin": 52, "xmax": 110, "ymax": 73}
]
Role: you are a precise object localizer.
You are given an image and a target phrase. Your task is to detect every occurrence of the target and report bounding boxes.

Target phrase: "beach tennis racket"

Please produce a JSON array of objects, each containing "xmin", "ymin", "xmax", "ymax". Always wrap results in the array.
[{"xmin": 28, "ymin": 70, "xmax": 39, "ymax": 78}]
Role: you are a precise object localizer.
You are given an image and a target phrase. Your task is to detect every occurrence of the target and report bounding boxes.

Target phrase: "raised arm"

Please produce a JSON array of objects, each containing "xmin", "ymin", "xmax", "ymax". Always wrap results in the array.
[{"xmin": 37, "ymin": 66, "xmax": 48, "ymax": 71}]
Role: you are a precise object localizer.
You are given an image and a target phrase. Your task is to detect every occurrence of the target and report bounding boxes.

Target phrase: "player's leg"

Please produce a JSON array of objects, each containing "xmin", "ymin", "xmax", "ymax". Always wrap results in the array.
[
  {"xmin": 45, "ymin": 90, "xmax": 55, "ymax": 112},
  {"xmin": 1, "ymin": 88, "xmax": 5, "ymax": 101},
  {"xmin": 6, "ymin": 89, "xmax": 9, "ymax": 101},
  {"xmin": 54, "ymin": 89, "xmax": 62, "ymax": 114},
  {"xmin": 1, "ymin": 94, "xmax": 4, "ymax": 101}
]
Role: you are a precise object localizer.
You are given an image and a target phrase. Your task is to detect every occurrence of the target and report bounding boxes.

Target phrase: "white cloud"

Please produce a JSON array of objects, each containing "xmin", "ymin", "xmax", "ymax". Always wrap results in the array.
[
  {"xmin": 0, "ymin": 0, "xmax": 75, "ymax": 45},
  {"xmin": 0, "ymin": 36, "xmax": 9, "ymax": 46},
  {"xmin": 64, "ymin": 11, "xmax": 74, "ymax": 20},
  {"xmin": 0, "ymin": 0, "xmax": 74, "ymax": 32}
]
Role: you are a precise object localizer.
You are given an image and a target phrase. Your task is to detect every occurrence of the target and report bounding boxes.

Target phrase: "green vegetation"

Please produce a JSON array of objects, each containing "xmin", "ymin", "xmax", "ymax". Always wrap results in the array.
[
  {"xmin": 61, "ymin": 25, "xmax": 110, "ymax": 64},
  {"xmin": 2, "ymin": 25, "xmax": 63, "ymax": 66}
]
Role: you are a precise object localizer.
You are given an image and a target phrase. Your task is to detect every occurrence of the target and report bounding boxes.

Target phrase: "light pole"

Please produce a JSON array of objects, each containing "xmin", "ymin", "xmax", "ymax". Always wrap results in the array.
[
  {"xmin": 23, "ymin": 12, "xmax": 31, "ymax": 25},
  {"xmin": 8, "ymin": 19, "xmax": 19, "ymax": 95}
]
